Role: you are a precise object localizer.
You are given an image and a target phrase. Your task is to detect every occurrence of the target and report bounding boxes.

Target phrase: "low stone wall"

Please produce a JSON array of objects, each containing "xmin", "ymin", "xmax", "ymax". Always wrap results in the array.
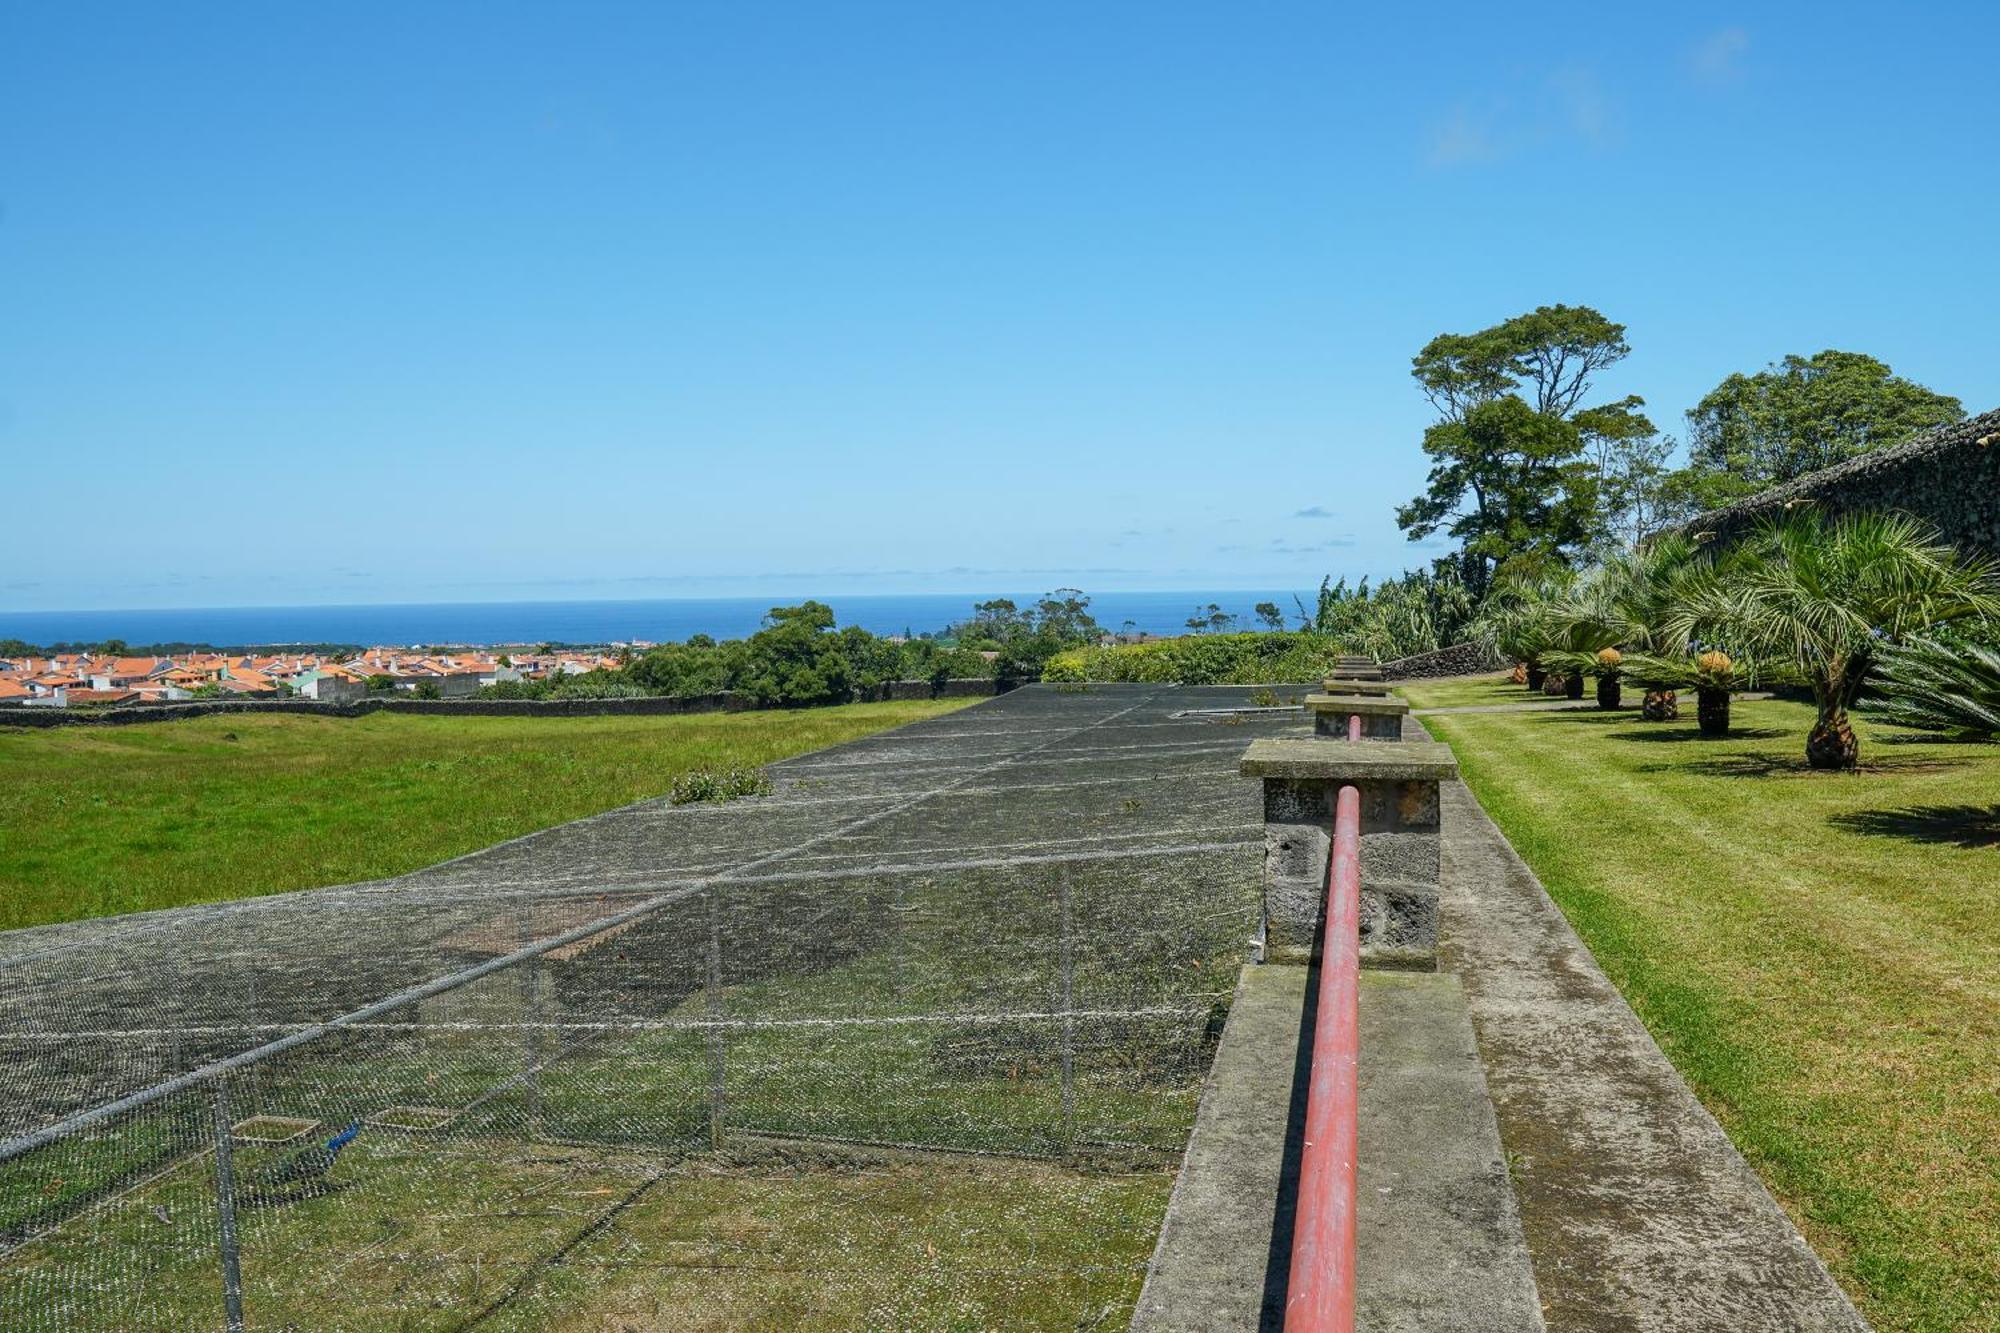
[
  {"xmin": 0, "ymin": 679, "xmax": 1010, "ymax": 729},
  {"xmin": 1687, "ymin": 406, "xmax": 2000, "ymax": 556},
  {"xmin": 1382, "ymin": 642, "xmax": 1502, "ymax": 680}
]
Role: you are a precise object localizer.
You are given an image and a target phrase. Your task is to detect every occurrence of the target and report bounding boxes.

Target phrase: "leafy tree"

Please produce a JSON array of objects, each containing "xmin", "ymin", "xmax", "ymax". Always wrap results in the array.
[
  {"xmin": 1587, "ymin": 419, "xmax": 1693, "ymax": 547},
  {"xmin": 1399, "ymin": 305, "xmax": 1650, "ymax": 596},
  {"xmin": 412, "ymin": 680, "xmax": 442, "ymax": 700},
  {"xmin": 1253, "ymin": 601, "xmax": 1286, "ymax": 632},
  {"xmin": 1184, "ymin": 603, "xmax": 1233, "ymax": 634},
  {"xmin": 1673, "ymin": 350, "xmax": 1963, "ymax": 507},
  {"xmin": 731, "ymin": 602, "xmax": 852, "ymax": 706}
]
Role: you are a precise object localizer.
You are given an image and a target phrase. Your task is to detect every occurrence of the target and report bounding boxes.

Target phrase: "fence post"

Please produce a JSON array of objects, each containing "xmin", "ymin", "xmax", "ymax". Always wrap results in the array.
[
  {"xmin": 209, "ymin": 1081, "xmax": 247, "ymax": 1333},
  {"xmin": 516, "ymin": 905, "xmax": 544, "ymax": 1138},
  {"xmin": 706, "ymin": 884, "xmax": 726, "ymax": 1150},
  {"xmin": 1059, "ymin": 864, "xmax": 1077, "ymax": 1153}
]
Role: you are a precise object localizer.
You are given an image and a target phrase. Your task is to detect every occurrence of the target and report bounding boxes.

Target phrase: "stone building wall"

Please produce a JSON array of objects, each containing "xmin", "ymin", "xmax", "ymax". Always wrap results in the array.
[
  {"xmin": 1381, "ymin": 641, "xmax": 1503, "ymax": 680},
  {"xmin": 1687, "ymin": 406, "xmax": 2000, "ymax": 555}
]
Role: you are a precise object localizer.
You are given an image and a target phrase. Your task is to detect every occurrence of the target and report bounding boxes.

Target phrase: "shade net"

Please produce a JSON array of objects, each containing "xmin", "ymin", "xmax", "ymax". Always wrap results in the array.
[{"xmin": 0, "ymin": 684, "xmax": 1310, "ymax": 1330}]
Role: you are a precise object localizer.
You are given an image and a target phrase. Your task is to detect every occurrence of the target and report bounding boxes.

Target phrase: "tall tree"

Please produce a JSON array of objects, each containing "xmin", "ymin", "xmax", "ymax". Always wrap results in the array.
[
  {"xmin": 1675, "ymin": 350, "xmax": 1963, "ymax": 508},
  {"xmin": 1399, "ymin": 305, "xmax": 1651, "ymax": 597}
]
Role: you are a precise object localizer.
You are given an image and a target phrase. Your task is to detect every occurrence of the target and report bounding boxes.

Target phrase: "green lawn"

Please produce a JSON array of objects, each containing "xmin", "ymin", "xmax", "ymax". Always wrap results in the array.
[
  {"xmin": 1392, "ymin": 672, "xmax": 1531, "ymax": 710},
  {"xmin": 0, "ymin": 700, "xmax": 975, "ymax": 931},
  {"xmin": 1405, "ymin": 674, "xmax": 1998, "ymax": 1332}
]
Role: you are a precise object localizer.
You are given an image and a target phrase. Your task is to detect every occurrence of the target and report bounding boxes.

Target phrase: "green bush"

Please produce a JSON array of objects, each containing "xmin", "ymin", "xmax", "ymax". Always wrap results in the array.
[
  {"xmin": 1043, "ymin": 632, "xmax": 1348, "ymax": 685},
  {"xmin": 668, "ymin": 766, "xmax": 773, "ymax": 805}
]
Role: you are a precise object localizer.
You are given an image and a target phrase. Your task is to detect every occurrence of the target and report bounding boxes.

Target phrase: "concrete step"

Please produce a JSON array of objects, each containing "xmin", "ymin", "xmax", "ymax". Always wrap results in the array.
[{"xmin": 1132, "ymin": 963, "xmax": 1545, "ymax": 1332}]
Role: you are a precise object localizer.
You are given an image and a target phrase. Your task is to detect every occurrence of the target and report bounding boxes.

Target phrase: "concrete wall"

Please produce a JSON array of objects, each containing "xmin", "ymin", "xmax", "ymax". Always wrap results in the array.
[
  {"xmin": 1687, "ymin": 405, "xmax": 2000, "ymax": 556},
  {"xmin": 0, "ymin": 679, "xmax": 1011, "ymax": 729}
]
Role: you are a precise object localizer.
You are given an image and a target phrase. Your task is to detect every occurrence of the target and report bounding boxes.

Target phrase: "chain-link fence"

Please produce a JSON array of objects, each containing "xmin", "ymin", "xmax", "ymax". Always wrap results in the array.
[{"xmin": 0, "ymin": 684, "xmax": 1307, "ymax": 1330}]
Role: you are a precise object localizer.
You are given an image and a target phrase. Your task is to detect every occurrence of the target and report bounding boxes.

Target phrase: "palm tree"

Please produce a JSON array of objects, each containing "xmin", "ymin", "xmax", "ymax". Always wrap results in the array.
[
  {"xmin": 1683, "ymin": 512, "xmax": 2000, "ymax": 769},
  {"xmin": 1474, "ymin": 569, "xmax": 1572, "ymax": 690},
  {"xmin": 1861, "ymin": 633, "xmax": 2000, "ymax": 738},
  {"xmin": 1537, "ymin": 536, "xmax": 1713, "ymax": 712}
]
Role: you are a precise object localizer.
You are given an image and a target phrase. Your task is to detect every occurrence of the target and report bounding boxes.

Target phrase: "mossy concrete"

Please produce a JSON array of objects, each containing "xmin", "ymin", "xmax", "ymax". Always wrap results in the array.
[
  {"xmin": 1132, "ymin": 964, "xmax": 1544, "ymax": 1331},
  {"xmin": 1435, "ymin": 775, "xmax": 1868, "ymax": 1330}
]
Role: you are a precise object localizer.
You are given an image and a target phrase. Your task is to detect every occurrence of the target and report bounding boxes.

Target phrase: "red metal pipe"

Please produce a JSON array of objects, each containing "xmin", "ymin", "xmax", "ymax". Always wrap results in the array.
[
  {"xmin": 1346, "ymin": 712, "xmax": 1361, "ymax": 742},
  {"xmin": 1285, "ymin": 782, "xmax": 1361, "ymax": 1333}
]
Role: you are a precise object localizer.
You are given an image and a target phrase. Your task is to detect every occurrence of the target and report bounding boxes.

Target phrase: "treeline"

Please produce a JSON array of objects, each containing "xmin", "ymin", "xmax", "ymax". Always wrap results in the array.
[
  {"xmin": 485, "ymin": 591, "xmax": 1106, "ymax": 707},
  {"xmin": 1396, "ymin": 304, "xmax": 1965, "ymax": 601}
]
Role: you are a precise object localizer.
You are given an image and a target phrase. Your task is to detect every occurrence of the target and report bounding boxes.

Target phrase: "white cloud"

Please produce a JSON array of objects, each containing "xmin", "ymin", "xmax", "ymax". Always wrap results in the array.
[
  {"xmin": 1548, "ymin": 67, "xmax": 1615, "ymax": 147},
  {"xmin": 1425, "ymin": 67, "xmax": 1619, "ymax": 168},
  {"xmin": 1689, "ymin": 27, "xmax": 1750, "ymax": 86},
  {"xmin": 1427, "ymin": 106, "xmax": 1504, "ymax": 167}
]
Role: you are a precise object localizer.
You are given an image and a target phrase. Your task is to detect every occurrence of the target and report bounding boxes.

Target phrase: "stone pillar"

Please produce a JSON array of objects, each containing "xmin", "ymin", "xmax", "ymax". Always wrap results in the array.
[
  {"xmin": 1306, "ymin": 693, "xmax": 1409, "ymax": 740},
  {"xmin": 1239, "ymin": 738, "xmax": 1457, "ymax": 970}
]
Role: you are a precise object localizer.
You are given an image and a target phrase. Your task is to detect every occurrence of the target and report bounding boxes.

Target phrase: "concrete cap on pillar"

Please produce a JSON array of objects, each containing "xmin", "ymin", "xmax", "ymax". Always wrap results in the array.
[
  {"xmin": 1305, "ymin": 693, "xmax": 1409, "ymax": 717},
  {"xmin": 1240, "ymin": 736, "xmax": 1457, "ymax": 781},
  {"xmin": 1316, "ymin": 677, "xmax": 1395, "ymax": 696}
]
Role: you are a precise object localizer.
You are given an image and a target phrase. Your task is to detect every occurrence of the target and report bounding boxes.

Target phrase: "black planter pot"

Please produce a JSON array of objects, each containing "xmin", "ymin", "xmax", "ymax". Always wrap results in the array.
[
  {"xmin": 1526, "ymin": 666, "xmax": 1546, "ymax": 691},
  {"xmin": 1697, "ymin": 687, "xmax": 1730, "ymax": 737},
  {"xmin": 1564, "ymin": 674, "xmax": 1585, "ymax": 701},
  {"xmin": 1596, "ymin": 676, "xmax": 1621, "ymax": 710}
]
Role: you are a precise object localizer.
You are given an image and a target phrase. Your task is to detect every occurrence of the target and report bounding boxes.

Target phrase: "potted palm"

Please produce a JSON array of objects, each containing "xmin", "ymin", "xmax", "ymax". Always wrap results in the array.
[
  {"xmin": 1686, "ymin": 512, "xmax": 2000, "ymax": 769},
  {"xmin": 1694, "ymin": 650, "xmax": 1734, "ymax": 737},
  {"xmin": 1594, "ymin": 648, "xmax": 1623, "ymax": 709}
]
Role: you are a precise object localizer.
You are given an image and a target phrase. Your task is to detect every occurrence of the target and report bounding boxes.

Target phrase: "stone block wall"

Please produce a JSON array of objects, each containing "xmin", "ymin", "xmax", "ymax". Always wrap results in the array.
[
  {"xmin": 1381, "ymin": 641, "xmax": 1503, "ymax": 680},
  {"xmin": 1260, "ymin": 777, "xmax": 1440, "ymax": 968},
  {"xmin": 1687, "ymin": 406, "xmax": 2000, "ymax": 556}
]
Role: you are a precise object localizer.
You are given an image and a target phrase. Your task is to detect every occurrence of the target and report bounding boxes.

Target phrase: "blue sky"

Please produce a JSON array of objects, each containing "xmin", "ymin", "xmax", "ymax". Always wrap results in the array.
[{"xmin": 4, "ymin": 3, "xmax": 1996, "ymax": 612}]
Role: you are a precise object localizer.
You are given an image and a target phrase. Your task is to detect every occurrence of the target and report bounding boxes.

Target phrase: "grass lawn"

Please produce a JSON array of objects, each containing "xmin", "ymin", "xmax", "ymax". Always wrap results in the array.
[
  {"xmin": 0, "ymin": 700, "xmax": 975, "ymax": 931},
  {"xmin": 1404, "ymin": 674, "xmax": 1998, "ymax": 1332},
  {"xmin": 1392, "ymin": 672, "xmax": 1535, "ymax": 710}
]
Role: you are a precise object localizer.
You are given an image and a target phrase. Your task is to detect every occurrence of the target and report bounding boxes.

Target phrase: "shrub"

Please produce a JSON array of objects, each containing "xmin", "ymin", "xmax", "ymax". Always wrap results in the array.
[
  {"xmin": 1042, "ymin": 632, "xmax": 1347, "ymax": 685},
  {"xmin": 669, "ymin": 767, "xmax": 773, "ymax": 805}
]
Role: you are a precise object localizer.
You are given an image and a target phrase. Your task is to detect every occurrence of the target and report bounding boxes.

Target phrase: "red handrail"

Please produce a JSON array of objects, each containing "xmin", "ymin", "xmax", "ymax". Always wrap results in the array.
[{"xmin": 1285, "ymin": 779, "xmax": 1361, "ymax": 1332}]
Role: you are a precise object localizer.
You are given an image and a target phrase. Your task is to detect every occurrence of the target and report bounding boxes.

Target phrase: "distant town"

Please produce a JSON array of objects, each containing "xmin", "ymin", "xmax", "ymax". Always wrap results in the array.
[{"xmin": 0, "ymin": 645, "xmax": 645, "ymax": 709}]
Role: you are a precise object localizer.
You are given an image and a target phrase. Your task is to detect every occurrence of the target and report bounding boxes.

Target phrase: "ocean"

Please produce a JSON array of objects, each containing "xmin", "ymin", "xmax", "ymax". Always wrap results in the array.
[{"xmin": 0, "ymin": 589, "xmax": 1317, "ymax": 650}]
